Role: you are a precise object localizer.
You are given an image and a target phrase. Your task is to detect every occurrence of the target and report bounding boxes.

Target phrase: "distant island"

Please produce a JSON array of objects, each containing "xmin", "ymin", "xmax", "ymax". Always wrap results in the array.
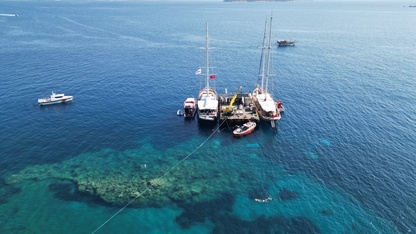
[{"xmin": 224, "ymin": 0, "xmax": 294, "ymax": 2}]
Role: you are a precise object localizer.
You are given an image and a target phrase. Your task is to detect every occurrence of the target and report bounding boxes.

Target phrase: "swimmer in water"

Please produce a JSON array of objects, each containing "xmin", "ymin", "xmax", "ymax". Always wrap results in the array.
[{"xmin": 255, "ymin": 196, "xmax": 272, "ymax": 203}]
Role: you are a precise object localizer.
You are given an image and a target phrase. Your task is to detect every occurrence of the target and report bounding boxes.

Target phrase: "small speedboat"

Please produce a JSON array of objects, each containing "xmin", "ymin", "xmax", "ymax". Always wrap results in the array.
[
  {"xmin": 183, "ymin": 97, "xmax": 197, "ymax": 118},
  {"xmin": 38, "ymin": 92, "xmax": 73, "ymax": 105},
  {"xmin": 233, "ymin": 121, "xmax": 256, "ymax": 137}
]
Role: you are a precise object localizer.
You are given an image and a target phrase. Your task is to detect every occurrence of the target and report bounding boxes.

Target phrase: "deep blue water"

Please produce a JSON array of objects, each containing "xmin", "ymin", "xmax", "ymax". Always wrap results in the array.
[{"xmin": 0, "ymin": 1, "xmax": 415, "ymax": 233}]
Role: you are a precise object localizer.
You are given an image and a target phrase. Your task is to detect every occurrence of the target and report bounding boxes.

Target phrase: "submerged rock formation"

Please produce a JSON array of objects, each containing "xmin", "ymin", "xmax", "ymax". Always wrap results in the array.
[
  {"xmin": 6, "ymin": 143, "xmax": 263, "ymax": 208},
  {"xmin": 278, "ymin": 188, "xmax": 299, "ymax": 201}
]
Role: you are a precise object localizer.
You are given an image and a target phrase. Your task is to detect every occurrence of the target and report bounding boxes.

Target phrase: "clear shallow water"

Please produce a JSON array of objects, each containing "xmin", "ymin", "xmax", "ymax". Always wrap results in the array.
[{"xmin": 0, "ymin": 1, "xmax": 415, "ymax": 233}]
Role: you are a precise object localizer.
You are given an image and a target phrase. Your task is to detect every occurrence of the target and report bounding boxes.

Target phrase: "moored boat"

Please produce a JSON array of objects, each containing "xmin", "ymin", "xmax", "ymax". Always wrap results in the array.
[
  {"xmin": 252, "ymin": 17, "xmax": 283, "ymax": 128},
  {"xmin": 197, "ymin": 22, "xmax": 219, "ymax": 123},
  {"xmin": 197, "ymin": 88, "xmax": 218, "ymax": 122},
  {"xmin": 233, "ymin": 121, "xmax": 256, "ymax": 137},
  {"xmin": 253, "ymin": 86, "xmax": 282, "ymax": 123},
  {"xmin": 38, "ymin": 92, "xmax": 73, "ymax": 105},
  {"xmin": 183, "ymin": 97, "xmax": 197, "ymax": 118},
  {"xmin": 277, "ymin": 40, "xmax": 295, "ymax": 47}
]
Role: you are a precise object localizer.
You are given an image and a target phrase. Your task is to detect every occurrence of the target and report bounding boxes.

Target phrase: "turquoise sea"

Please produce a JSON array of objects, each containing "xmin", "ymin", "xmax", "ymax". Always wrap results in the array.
[{"xmin": 0, "ymin": 1, "xmax": 415, "ymax": 233}]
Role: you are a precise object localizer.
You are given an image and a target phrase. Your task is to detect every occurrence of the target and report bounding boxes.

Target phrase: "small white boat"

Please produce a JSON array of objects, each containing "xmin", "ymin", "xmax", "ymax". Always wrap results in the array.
[
  {"xmin": 233, "ymin": 121, "xmax": 256, "ymax": 137},
  {"xmin": 38, "ymin": 92, "xmax": 73, "ymax": 105}
]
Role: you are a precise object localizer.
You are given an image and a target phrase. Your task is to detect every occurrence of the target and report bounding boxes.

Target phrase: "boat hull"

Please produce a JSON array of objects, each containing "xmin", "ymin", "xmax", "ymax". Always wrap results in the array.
[
  {"xmin": 277, "ymin": 40, "xmax": 295, "ymax": 47},
  {"xmin": 252, "ymin": 88, "xmax": 281, "ymax": 123},
  {"xmin": 38, "ymin": 97, "xmax": 73, "ymax": 106},
  {"xmin": 197, "ymin": 113, "xmax": 218, "ymax": 122},
  {"xmin": 183, "ymin": 98, "xmax": 197, "ymax": 118},
  {"xmin": 197, "ymin": 88, "xmax": 218, "ymax": 123},
  {"xmin": 184, "ymin": 107, "xmax": 196, "ymax": 118},
  {"xmin": 233, "ymin": 122, "xmax": 256, "ymax": 137},
  {"xmin": 256, "ymin": 109, "xmax": 281, "ymax": 122},
  {"xmin": 257, "ymin": 100, "xmax": 283, "ymax": 121}
]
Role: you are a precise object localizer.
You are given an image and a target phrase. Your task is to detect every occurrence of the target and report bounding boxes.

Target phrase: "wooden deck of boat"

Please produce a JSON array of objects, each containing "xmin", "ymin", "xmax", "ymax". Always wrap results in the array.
[{"xmin": 219, "ymin": 93, "xmax": 259, "ymax": 126}]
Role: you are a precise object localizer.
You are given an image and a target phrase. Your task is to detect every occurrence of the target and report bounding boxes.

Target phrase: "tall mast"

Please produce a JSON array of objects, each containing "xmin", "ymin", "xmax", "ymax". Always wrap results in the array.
[
  {"xmin": 265, "ymin": 16, "xmax": 273, "ymax": 94},
  {"xmin": 205, "ymin": 22, "xmax": 210, "ymax": 94},
  {"xmin": 260, "ymin": 19, "xmax": 267, "ymax": 91}
]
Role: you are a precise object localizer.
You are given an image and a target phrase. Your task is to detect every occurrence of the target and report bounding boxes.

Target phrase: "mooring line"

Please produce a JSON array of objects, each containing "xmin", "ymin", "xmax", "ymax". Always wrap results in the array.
[{"xmin": 91, "ymin": 119, "xmax": 227, "ymax": 234}]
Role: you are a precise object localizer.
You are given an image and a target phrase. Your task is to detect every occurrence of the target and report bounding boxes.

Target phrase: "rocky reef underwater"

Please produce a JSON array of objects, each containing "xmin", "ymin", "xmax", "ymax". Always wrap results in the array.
[
  {"xmin": 4, "ymin": 137, "xmax": 397, "ymax": 233},
  {"xmin": 5, "ymin": 139, "xmax": 267, "ymax": 208}
]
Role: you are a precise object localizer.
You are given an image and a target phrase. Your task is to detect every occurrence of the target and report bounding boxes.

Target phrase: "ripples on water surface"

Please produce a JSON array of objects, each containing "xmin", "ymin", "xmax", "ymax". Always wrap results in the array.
[{"xmin": 0, "ymin": 1, "xmax": 415, "ymax": 233}]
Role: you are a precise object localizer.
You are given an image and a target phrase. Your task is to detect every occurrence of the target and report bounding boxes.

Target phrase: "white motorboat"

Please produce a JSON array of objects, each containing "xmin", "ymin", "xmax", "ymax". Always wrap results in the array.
[{"xmin": 38, "ymin": 92, "xmax": 73, "ymax": 105}]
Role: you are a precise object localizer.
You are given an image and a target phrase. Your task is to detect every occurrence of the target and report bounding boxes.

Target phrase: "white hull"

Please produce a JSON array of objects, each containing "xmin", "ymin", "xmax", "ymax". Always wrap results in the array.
[
  {"xmin": 38, "ymin": 92, "xmax": 73, "ymax": 105},
  {"xmin": 197, "ymin": 114, "xmax": 217, "ymax": 122},
  {"xmin": 197, "ymin": 88, "xmax": 218, "ymax": 122},
  {"xmin": 184, "ymin": 97, "xmax": 197, "ymax": 118},
  {"xmin": 38, "ymin": 97, "xmax": 73, "ymax": 105}
]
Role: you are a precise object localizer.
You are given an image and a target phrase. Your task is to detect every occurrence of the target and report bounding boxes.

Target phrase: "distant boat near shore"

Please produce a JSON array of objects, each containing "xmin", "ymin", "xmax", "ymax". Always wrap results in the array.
[{"xmin": 277, "ymin": 40, "xmax": 296, "ymax": 47}]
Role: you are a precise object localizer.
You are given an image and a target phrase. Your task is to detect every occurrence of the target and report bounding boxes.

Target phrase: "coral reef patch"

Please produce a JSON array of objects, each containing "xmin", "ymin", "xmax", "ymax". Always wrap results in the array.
[{"xmin": 5, "ymin": 142, "xmax": 263, "ymax": 208}]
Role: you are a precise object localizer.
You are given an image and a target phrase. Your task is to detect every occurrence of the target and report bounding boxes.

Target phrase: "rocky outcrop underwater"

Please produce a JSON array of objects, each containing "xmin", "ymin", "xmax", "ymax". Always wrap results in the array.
[{"xmin": 6, "ymin": 142, "xmax": 263, "ymax": 208}]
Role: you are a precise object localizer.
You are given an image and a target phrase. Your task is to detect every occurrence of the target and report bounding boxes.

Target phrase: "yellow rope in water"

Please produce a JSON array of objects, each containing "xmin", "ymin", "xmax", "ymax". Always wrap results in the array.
[{"xmin": 91, "ymin": 119, "xmax": 227, "ymax": 234}]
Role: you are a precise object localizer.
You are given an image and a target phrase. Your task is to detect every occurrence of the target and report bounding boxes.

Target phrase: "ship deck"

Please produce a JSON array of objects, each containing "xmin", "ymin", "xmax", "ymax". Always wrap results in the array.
[{"xmin": 219, "ymin": 93, "xmax": 259, "ymax": 126}]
